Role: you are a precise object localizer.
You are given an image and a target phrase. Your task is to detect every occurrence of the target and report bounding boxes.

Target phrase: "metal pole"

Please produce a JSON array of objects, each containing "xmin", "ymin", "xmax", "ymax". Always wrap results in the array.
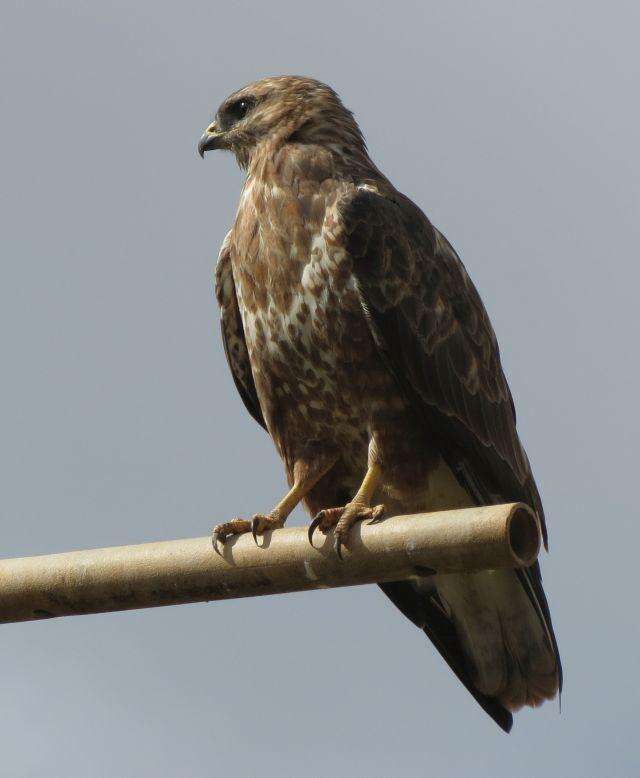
[{"xmin": 0, "ymin": 503, "xmax": 540, "ymax": 624}]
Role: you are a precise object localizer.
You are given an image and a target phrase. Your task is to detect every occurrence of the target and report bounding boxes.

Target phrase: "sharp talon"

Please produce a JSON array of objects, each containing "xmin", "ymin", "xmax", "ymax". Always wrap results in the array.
[
  {"xmin": 251, "ymin": 519, "xmax": 260, "ymax": 545},
  {"xmin": 212, "ymin": 531, "xmax": 222, "ymax": 554},
  {"xmin": 368, "ymin": 506, "xmax": 385, "ymax": 525},
  {"xmin": 334, "ymin": 535, "xmax": 344, "ymax": 560},
  {"xmin": 308, "ymin": 513, "xmax": 323, "ymax": 547}
]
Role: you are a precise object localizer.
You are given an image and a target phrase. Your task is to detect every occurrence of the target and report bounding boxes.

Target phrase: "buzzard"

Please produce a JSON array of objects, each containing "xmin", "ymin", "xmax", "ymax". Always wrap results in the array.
[{"xmin": 198, "ymin": 76, "xmax": 561, "ymax": 731}]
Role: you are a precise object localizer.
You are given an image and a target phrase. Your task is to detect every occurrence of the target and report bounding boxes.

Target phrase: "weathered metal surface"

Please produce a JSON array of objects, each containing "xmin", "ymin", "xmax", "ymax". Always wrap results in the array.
[{"xmin": 0, "ymin": 503, "xmax": 540, "ymax": 624}]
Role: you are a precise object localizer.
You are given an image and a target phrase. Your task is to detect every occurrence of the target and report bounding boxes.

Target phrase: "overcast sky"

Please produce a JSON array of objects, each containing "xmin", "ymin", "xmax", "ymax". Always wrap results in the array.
[{"xmin": 1, "ymin": 1, "xmax": 638, "ymax": 776}]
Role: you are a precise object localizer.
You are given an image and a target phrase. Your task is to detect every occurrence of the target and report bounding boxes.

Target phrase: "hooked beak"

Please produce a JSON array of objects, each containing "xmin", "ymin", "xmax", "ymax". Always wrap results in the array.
[{"xmin": 198, "ymin": 121, "xmax": 224, "ymax": 158}]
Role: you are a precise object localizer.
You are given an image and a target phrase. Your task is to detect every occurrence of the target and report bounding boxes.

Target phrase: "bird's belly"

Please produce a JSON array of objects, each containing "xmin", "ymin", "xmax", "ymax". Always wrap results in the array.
[
  {"xmin": 243, "ymin": 282, "xmax": 377, "ymax": 452},
  {"xmin": 233, "ymin": 233, "xmax": 444, "ymax": 509},
  {"xmin": 241, "ymin": 274, "xmax": 442, "ymax": 500}
]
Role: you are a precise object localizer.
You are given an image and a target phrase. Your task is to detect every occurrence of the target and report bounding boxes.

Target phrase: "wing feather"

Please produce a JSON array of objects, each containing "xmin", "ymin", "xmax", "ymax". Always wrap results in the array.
[
  {"xmin": 215, "ymin": 236, "xmax": 266, "ymax": 431},
  {"xmin": 342, "ymin": 188, "xmax": 546, "ymax": 536},
  {"xmin": 340, "ymin": 188, "xmax": 560, "ymax": 725}
]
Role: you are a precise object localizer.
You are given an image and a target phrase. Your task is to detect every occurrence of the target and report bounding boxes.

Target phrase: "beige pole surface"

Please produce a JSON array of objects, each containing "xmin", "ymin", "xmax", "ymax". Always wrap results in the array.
[{"xmin": 0, "ymin": 503, "xmax": 540, "ymax": 624}]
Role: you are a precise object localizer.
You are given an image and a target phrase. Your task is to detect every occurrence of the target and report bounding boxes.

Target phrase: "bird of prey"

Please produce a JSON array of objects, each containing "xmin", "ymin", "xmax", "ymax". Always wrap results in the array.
[{"xmin": 198, "ymin": 76, "xmax": 561, "ymax": 731}]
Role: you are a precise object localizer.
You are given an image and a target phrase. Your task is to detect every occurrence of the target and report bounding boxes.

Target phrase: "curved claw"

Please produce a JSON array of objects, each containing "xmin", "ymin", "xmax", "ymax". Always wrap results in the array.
[
  {"xmin": 251, "ymin": 518, "xmax": 260, "ymax": 545},
  {"xmin": 334, "ymin": 534, "xmax": 344, "ymax": 561},
  {"xmin": 211, "ymin": 531, "xmax": 222, "ymax": 555},
  {"xmin": 308, "ymin": 513, "xmax": 323, "ymax": 547}
]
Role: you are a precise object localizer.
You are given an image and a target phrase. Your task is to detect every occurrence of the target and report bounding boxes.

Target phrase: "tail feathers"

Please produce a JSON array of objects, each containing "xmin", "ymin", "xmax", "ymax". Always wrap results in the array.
[
  {"xmin": 380, "ymin": 580, "xmax": 513, "ymax": 732},
  {"xmin": 420, "ymin": 595, "xmax": 514, "ymax": 731},
  {"xmin": 436, "ymin": 569, "xmax": 560, "ymax": 712},
  {"xmin": 378, "ymin": 562, "xmax": 560, "ymax": 731},
  {"xmin": 516, "ymin": 563, "xmax": 563, "ymax": 697}
]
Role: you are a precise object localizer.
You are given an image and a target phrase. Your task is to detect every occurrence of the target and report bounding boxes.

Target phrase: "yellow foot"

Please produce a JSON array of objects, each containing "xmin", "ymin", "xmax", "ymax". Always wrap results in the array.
[
  {"xmin": 308, "ymin": 503, "xmax": 385, "ymax": 559},
  {"xmin": 212, "ymin": 513, "xmax": 283, "ymax": 553}
]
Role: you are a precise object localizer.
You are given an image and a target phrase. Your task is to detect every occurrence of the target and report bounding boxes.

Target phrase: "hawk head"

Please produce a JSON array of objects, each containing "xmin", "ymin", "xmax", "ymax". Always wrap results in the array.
[{"xmin": 198, "ymin": 76, "xmax": 365, "ymax": 169}]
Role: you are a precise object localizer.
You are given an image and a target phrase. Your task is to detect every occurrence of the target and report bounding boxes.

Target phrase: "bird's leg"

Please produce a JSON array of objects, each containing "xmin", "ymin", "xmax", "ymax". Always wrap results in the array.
[
  {"xmin": 212, "ymin": 456, "xmax": 336, "ymax": 552},
  {"xmin": 212, "ymin": 482, "xmax": 304, "ymax": 552},
  {"xmin": 308, "ymin": 461, "xmax": 385, "ymax": 559},
  {"xmin": 248, "ymin": 480, "xmax": 308, "ymax": 542}
]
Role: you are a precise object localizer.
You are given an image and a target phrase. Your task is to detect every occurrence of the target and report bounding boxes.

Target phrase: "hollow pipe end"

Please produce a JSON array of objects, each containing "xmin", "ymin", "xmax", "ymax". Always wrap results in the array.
[{"xmin": 506, "ymin": 504, "xmax": 541, "ymax": 567}]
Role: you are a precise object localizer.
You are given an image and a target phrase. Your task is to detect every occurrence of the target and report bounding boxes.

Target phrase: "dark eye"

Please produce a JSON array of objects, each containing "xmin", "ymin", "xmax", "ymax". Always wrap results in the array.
[
  {"xmin": 223, "ymin": 97, "xmax": 255, "ymax": 127},
  {"xmin": 234, "ymin": 100, "xmax": 250, "ymax": 118}
]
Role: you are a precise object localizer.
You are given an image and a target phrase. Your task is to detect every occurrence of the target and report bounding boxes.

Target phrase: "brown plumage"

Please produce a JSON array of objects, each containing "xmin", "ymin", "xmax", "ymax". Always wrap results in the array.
[{"xmin": 199, "ymin": 76, "xmax": 561, "ymax": 731}]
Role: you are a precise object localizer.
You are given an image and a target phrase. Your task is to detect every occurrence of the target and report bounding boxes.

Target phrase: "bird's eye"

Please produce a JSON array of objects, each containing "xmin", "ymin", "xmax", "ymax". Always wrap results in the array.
[
  {"xmin": 226, "ymin": 97, "xmax": 255, "ymax": 124},
  {"xmin": 217, "ymin": 95, "xmax": 258, "ymax": 131}
]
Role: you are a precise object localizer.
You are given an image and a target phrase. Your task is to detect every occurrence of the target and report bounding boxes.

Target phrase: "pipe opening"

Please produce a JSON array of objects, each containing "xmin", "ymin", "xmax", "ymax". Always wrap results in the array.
[{"xmin": 507, "ymin": 506, "xmax": 541, "ymax": 566}]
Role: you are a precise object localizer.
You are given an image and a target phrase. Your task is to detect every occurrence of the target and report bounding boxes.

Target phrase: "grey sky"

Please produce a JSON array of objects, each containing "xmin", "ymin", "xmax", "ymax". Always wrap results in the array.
[{"xmin": 1, "ymin": 1, "xmax": 638, "ymax": 775}]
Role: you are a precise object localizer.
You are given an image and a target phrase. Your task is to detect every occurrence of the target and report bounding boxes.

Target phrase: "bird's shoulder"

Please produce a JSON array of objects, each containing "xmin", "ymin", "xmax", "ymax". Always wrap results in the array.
[{"xmin": 336, "ymin": 184, "xmax": 491, "ymax": 331}]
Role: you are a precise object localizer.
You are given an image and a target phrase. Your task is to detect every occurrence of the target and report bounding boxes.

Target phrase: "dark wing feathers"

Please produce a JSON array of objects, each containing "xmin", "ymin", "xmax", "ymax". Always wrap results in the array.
[
  {"xmin": 341, "ymin": 188, "xmax": 560, "ymax": 727},
  {"xmin": 215, "ymin": 241, "xmax": 266, "ymax": 431},
  {"xmin": 342, "ymin": 188, "xmax": 546, "ymax": 540}
]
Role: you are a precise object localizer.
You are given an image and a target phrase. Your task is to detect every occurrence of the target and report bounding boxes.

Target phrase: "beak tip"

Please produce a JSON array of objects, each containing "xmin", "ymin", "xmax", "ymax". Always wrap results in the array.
[{"xmin": 198, "ymin": 126, "xmax": 221, "ymax": 159}]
